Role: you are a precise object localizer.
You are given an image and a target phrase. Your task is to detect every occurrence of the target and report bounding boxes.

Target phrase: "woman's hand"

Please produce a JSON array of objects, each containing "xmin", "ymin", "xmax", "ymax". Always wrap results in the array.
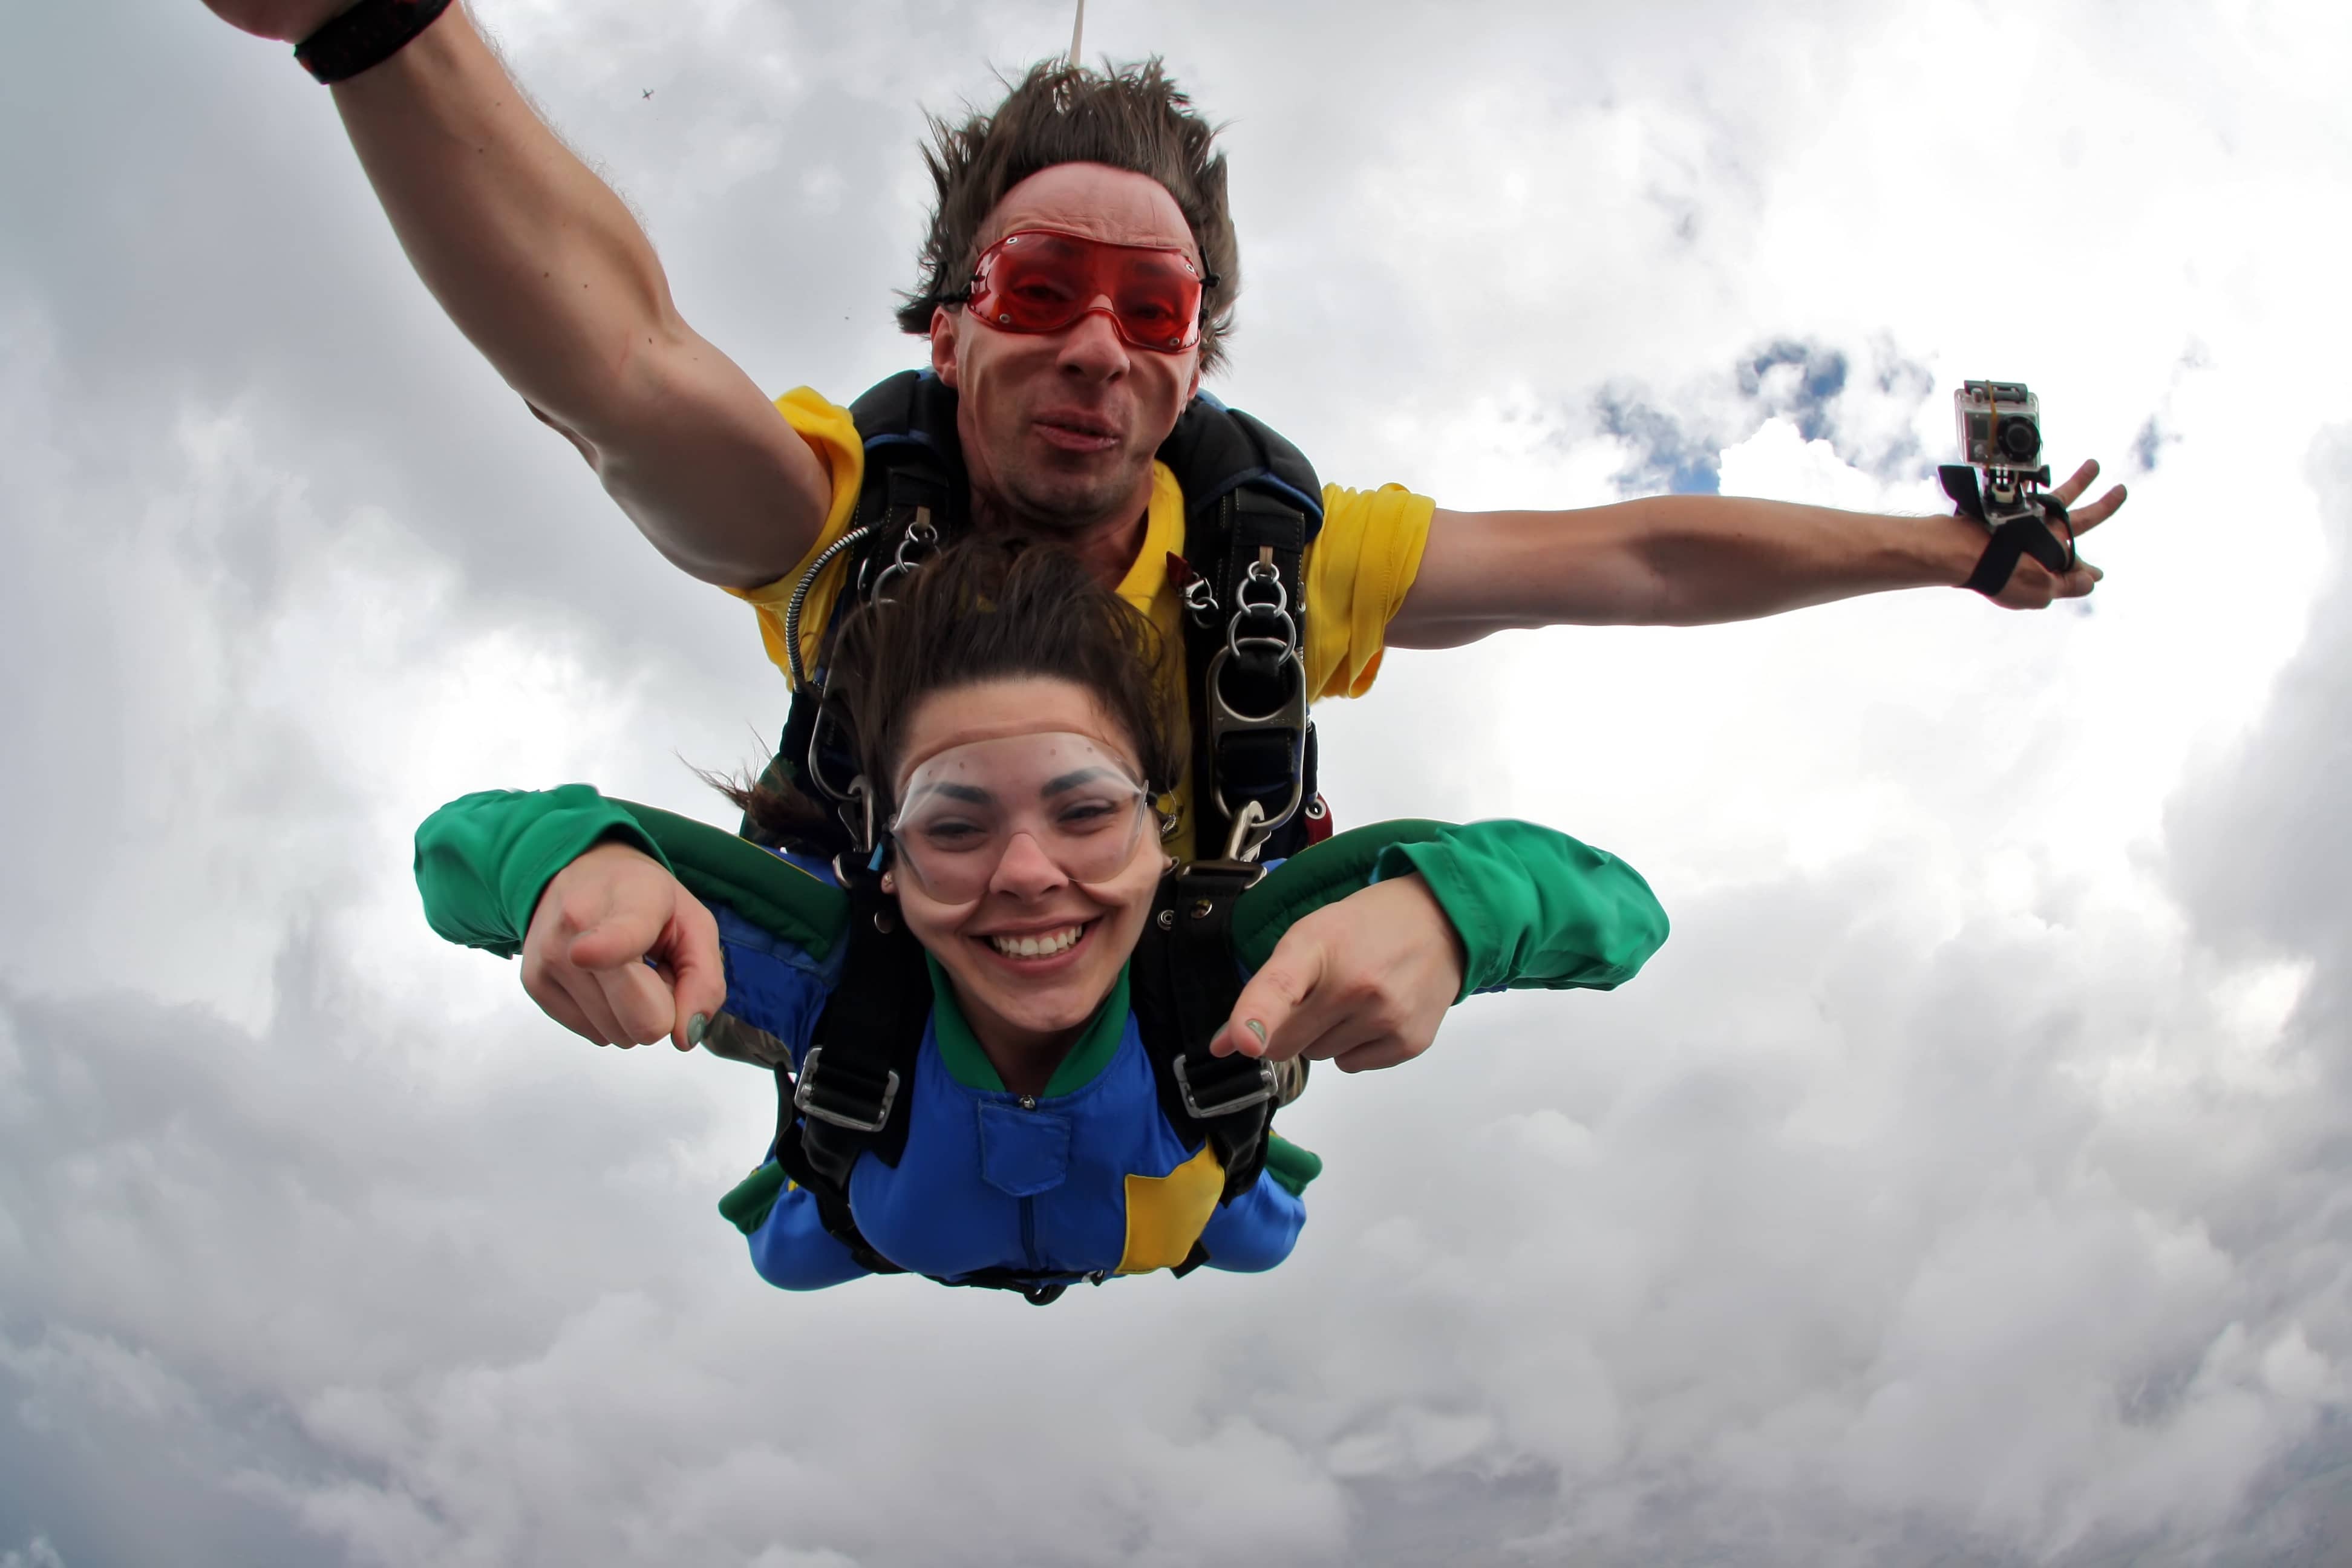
[
  {"xmin": 520, "ymin": 841, "xmax": 728, "ymax": 1050},
  {"xmin": 199, "ymin": 0, "xmax": 357, "ymax": 42},
  {"xmin": 1209, "ymin": 874, "xmax": 1467, "ymax": 1074}
]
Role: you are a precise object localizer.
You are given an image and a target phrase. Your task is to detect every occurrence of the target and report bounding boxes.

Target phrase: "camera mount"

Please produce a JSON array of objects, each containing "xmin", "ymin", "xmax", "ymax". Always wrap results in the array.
[{"xmin": 1941, "ymin": 379, "xmax": 2075, "ymax": 598}]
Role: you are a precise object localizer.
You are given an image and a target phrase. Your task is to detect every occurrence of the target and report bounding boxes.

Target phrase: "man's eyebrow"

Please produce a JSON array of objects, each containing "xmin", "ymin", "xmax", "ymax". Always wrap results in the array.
[{"xmin": 1041, "ymin": 766, "xmax": 1120, "ymax": 795}]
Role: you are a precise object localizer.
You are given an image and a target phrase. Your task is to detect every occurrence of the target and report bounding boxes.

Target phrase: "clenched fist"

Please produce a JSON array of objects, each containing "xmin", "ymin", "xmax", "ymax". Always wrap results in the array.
[{"xmin": 521, "ymin": 841, "xmax": 730, "ymax": 1051}]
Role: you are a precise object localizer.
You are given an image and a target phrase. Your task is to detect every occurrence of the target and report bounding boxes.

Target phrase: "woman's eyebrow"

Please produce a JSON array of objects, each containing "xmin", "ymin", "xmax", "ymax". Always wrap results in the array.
[
  {"xmin": 1040, "ymin": 766, "xmax": 1119, "ymax": 796},
  {"xmin": 924, "ymin": 782, "xmax": 996, "ymax": 805}
]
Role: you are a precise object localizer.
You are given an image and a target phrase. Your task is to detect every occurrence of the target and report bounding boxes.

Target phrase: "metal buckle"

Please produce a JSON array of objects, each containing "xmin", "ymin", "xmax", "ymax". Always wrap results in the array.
[
  {"xmin": 1169, "ymin": 855, "xmax": 1267, "ymax": 896},
  {"xmin": 867, "ymin": 512, "xmax": 939, "ymax": 605},
  {"xmin": 793, "ymin": 1046, "xmax": 900, "ymax": 1133},
  {"xmin": 1171, "ymin": 1054, "xmax": 1278, "ymax": 1119},
  {"xmin": 1201, "ymin": 645, "xmax": 1307, "ymax": 851},
  {"xmin": 1224, "ymin": 561, "xmax": 1298, "ymax": 660}
]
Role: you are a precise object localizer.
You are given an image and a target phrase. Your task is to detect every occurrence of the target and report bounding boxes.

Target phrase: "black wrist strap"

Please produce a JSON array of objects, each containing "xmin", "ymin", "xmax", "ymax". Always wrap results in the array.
[
  {"xmin": 295, "ymin": 0, "xmax": 454, "ymax": 84},
  {"xmin": 1939, "ymin": 463, "xmax": 2076, "ymax": 599},
  {"xmin": 1962, "ymin": 514, "xmax": 2074, "ymax": 596}
]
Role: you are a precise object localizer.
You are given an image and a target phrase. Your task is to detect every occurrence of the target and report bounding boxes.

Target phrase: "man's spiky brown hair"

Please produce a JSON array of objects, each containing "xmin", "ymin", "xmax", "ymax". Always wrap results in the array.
[{"xmin": 897, "ymin": 59, "xmax": 1240, "ymax": 374}]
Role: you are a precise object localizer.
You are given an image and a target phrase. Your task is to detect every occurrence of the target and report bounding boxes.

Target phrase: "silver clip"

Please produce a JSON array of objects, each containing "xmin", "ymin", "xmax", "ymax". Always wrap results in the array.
[
  {"xmin": 869, "ymin": 512, "xmax": 940, "ymax": 605},
  {"xmin": 1171, "ymin": 1054, "xmax": 1277, "ymax": 1119},
  {"xmin": 793, "ymin": 1047, "xmax": 901, "ymax": 1133},
  {"xmin": 1223, "ymin": 799, "xmax": 1270, "ymax": 863},
  {"xmin": 1180, "ymin": 574, "xmax": 1218, "ymax": 626}
]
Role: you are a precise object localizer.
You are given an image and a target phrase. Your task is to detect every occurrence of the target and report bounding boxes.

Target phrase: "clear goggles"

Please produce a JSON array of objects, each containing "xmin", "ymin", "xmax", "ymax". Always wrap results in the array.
[
  {"xmin": 958, "ymin": 229, "xmax": 1209, "ymax": 353},
  {"xmin": 887, "ymin": 731, "xmax": 1155, "ymax": 904}
]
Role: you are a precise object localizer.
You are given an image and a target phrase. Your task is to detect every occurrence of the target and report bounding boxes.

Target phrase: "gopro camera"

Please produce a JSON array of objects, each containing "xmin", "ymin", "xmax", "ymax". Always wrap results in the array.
[
  {"xmin": 1954, "ymin": 379, "xmax": 2047, "ymax": 482},
  {"xmin": 1939, "ymin": 377, "xmax": 2075, "ymax": 595}
]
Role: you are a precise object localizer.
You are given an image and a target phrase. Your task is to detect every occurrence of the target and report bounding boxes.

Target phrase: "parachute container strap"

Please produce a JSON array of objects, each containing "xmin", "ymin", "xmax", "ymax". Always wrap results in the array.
[
  {"xmin": 1131, "ymin": 867, "xmax": 1277, "ymax": 1204},
  {"xmin": 1162, "ymin": 397, "xmax": 1327, "ymax": 864},
  {"xmin": 773, "ymin": 880, "xmax": 932, "ymax": 1273},
  {"xmin": 748, "ymin": 373, "xmax": 972, "ymax": 857}
]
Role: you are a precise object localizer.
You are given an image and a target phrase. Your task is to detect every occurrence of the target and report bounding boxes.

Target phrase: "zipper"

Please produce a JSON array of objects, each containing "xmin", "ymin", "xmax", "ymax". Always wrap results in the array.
[{"xmin": 1015, "ymin": 1093, "xmax": 1041, "ymax": 1269}]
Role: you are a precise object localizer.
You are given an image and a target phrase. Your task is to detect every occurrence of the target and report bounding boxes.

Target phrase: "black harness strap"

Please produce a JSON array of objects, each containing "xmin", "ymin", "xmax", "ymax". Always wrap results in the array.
[
  {"xmin": 745, "ymin": 375, "xmax": 969, "ymax": 854},
  {"xmin": 748, "ymin": 373, "xmax": 1330, "ymax": 863},
  {"xmin": 771, "ymin": 878, "xmax": 929, "ymax": 1276},
  {"xmin": 1128, "ymin": 863, "xmax": 1281, "ymax": 1204},
  {"xmin": 1160, "ymin": 400, "xmax": 1325, "ymax": 863},
  {"xmin": 770, "ymin": 883, "xmax": 1077, "ymax": 1305},
  {"xmin": 763, "ymin": 865, "xmax": 1278, "ymax": 1305}
]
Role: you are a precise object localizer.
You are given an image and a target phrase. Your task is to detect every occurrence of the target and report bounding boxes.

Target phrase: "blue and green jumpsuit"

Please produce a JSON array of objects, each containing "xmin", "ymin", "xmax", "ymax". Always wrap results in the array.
[{"xmin": 414, "ymin": 789, "xmax": 1670, "ymax": 1290}]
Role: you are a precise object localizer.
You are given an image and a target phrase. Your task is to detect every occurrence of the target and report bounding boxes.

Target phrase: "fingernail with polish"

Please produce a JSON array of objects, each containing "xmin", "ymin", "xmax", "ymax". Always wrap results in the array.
[
  {"xmin": 687, "ymin": 1013, "xmax": 710, "ymax": 1047},
  {"xmin": 1243, "ymin": 1019, "xmax": 1267, "ymax": 1053}
]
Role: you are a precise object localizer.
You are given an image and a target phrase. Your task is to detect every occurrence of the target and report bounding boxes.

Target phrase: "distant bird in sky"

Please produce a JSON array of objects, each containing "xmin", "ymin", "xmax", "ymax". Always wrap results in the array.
[{"xmin": 641, "ymin": 88, "xmax": 654, "ymax": 100}]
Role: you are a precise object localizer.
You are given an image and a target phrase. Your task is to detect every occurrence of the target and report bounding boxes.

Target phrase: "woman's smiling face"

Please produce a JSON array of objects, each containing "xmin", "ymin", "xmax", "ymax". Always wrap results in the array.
[{"xmin": 886, "ymin": 675, "xmax": 1166, "ymax": 1065}]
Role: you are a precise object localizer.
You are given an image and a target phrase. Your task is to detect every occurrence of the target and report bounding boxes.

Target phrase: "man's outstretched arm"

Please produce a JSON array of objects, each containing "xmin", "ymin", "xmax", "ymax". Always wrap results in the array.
[
  {"xmin": 204, "ymin": 1, "xmax": 828, "ymax": 587},
  {"xmin": 1387, "ymin": 460, "xmax": 2126, "ymax": 647}
]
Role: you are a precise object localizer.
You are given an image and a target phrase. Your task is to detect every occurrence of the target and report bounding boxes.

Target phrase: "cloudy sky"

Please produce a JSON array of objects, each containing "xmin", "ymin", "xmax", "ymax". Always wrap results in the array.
[{"xmin": 6, "ymin": 1, "xmax": 2352, "ymax": 1562}]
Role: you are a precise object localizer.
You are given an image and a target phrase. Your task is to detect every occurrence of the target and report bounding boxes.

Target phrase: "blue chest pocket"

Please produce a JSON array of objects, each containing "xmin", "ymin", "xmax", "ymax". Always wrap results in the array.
[{"xmin": 976, "ymin": 1102, "xmax": 1074, "ymax": 1197}]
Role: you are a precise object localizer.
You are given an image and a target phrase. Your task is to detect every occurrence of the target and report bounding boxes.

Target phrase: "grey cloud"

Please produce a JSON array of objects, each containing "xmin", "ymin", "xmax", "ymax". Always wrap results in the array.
[
  {"xmin": 2168, "ymin": 430, "xmax": 2352, "ymax": 969},
  {"xmin": 1740, "ymin": 339, "xmax": 1849, "ymax": 442},
  {"xmin": 1595, "ymin": 389, "xmax": 1722, "ymax": 495},
  {"xmin": 1593, "ymin": 335, "xmax": 1939, "ymax": 499},
  {"xmin": 8, "ymin": 1, "xmax": 2352, "ymax": 1564}
]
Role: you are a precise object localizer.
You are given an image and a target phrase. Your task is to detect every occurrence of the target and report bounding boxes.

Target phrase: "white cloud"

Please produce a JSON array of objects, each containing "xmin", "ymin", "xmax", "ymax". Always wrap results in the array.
[{"xmin": 7, "ymin": 0, "xmax": 2352, "ymax": 1563}]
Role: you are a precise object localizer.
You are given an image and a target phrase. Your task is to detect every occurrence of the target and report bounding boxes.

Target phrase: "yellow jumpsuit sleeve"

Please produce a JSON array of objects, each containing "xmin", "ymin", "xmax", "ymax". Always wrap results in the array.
[
  {"xmin": 1301, "ymin": 482, "xmax": 1437, "ymax": 701},
  {"xmin": 724, "ymin": 388, "xmax": 867, "ymax": 687}
]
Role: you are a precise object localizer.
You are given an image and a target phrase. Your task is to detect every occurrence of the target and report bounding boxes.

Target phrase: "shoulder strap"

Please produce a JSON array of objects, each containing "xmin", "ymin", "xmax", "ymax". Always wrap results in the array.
[
  {"xmin": 770, "ymin": 878, "xmax": 930, "ymax": 1279},
  {"xmin": 1161, "ymin": 396, "xmax": 1330, "ymax": 862},
  {"xmin": 748, "ymin": 372, "xmax": 973, "ymax": 857},
  {"xmin": 1128, "ymin": 863, "xmax": 1281, "ymax": 1203}
]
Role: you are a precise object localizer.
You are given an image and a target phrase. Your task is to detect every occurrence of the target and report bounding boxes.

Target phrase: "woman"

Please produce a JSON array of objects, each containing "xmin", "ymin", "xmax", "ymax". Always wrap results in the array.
[{"xmin": 415, "ymin": 539, "xmax": 1668, "ymax": 1300}]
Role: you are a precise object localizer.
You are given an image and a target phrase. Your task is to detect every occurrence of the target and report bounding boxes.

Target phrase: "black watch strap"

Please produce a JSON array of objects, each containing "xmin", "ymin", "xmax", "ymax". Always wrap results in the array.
[{"xmin": 295, "ymin": 0, "xmax": 454, "ymax": 84}]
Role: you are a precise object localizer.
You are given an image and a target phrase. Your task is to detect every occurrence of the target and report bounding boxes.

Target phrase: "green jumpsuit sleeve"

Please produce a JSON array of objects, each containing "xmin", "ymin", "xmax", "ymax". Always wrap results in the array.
[
  {"xmin": 1230, "ymin": 818, "xmax": 1668, "ymax": 1001},
  {"xmin": 413, "ymin": 786, "xmax": 673, "ymax": 957},
  {"xmin": 413, "ymin": 786, "xmax": 851, "ymax": 961}
]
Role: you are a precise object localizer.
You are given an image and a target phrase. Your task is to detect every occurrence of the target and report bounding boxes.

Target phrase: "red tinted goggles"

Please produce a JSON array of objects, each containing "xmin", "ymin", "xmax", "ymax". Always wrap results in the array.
[{"xmin": 959, "ymin": 229, "xmax": 1210, "ymax": 353}]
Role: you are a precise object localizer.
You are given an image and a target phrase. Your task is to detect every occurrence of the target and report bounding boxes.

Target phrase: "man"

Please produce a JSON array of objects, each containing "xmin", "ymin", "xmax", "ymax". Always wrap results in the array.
[{"xmin": 204, "ymin": 0, "xmax": 2126, "ymax": 1073}]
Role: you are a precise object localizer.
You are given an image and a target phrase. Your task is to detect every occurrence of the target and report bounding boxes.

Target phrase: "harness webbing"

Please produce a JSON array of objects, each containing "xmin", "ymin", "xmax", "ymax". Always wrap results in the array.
[
  {"xmin": 743, "ymin": 371, "xmax": 1330, "ymax": 864},
  {"xmin": 1128, "ymin": 863, "xmax": 1280, "ymax": 1203},
  {"xmin": 763, "ymin": 864, "xmax": 1276, "ymax": 1305}
]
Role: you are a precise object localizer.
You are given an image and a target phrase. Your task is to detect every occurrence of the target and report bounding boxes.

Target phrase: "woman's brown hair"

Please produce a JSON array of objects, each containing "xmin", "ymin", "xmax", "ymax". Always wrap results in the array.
[{"xmin": 725, "ymin": 536, "xmax": 1181, "ymax": 843}]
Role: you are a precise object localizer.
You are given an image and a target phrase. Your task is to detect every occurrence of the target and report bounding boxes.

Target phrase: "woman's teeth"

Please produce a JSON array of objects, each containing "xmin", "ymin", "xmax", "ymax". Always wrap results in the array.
[{"xmin": 988, "ymin": 925, "xmax": 1083, "ymax": 958}]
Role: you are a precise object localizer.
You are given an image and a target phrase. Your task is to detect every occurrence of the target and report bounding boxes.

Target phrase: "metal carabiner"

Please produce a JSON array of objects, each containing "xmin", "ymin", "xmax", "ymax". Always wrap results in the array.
[
  {"xmin": 867, "ymin": 512, "xmax": 939, "ymax": 606},
  {"xmin": 1222, "ymin": 798, "xmax": 1270, "ymax": 863}
]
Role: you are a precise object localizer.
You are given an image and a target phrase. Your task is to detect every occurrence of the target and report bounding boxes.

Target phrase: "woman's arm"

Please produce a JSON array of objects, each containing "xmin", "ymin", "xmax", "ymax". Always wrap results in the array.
[
  {"xmin": 413, "ymin": 785, "xmax": 847, "ymax": 1049},
  {"xmin": 414, "ymin": 785, "xmax": 672, "ymax": 955},
  {"xmin": 1217, "ymin": 819, "xmax": 1670, "ymax": 1071},
  {"xmin": 1371, "ymin": 821, "xmax": 1670, "ymax": 996}
]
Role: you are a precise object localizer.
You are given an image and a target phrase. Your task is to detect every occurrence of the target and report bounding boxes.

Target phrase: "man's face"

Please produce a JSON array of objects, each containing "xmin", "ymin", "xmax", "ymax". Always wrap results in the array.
[{"xmin": 931, "ymin": 163, "xmax": 1204, "ymax": 537}]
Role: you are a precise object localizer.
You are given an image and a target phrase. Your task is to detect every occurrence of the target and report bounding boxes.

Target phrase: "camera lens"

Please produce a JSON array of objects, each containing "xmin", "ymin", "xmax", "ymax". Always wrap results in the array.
[{"xmin": 1996, "ymin": 417, "xmax": 2040, "ymax": 462}]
